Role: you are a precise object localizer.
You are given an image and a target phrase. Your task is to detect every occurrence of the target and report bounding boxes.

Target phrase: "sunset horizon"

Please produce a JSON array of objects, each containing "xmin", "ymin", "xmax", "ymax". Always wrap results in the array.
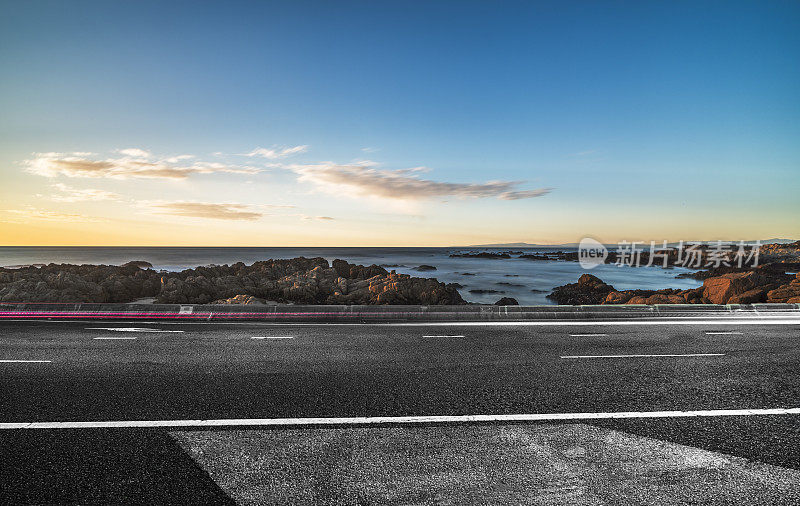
[{"xmin": 2, "ymin": 2, "xmax": 798, "ymax": 246}]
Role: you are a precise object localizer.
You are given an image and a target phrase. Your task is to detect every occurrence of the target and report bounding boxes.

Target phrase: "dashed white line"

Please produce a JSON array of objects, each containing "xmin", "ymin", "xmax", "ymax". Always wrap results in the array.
[
  {"xmin": 423, "ymin": 335, "xmax": 466, "ymax": 338},
  {"xmin": 705, "ymin": 331, "xmax": 743, "ymax": 335},
  {"xmin": 0, "ymin": 360, "xmax": 51, "ymax": 363},
  {"xmin": 569, "ymin": 334, "xmax": 608, "ymax": 337},
  {"xmin": 560, "ymin": 353, "xmax": 725, "ymax": 359},
  {"xmin": 4, "ymin": 407, "xmax": 799, "ymax": 429},
  {"xmin": 250, "ymin": 336, "xmax": 294, "ymax": 340},
  {"xmin": 85, "ymin": 327, "xmax": 184, "ymax": 333}
]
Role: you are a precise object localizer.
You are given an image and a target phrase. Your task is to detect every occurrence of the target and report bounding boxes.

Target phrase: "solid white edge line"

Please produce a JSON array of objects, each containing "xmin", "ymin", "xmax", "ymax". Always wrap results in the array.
[
  {"xmin": 0, "ymin": 360, "xmax": 52, "ymax": 363},
  {"xmin": 560, "ymin": 353, "xmax": 725, "ymax": 359},
  {"xmin": 391, "ymin": 319, "xmax": 800, "ymax": 327},
  {"xmin": 569, "ymin": 334, "xmax": 608, "ymax": 337},
  {"xmin": 85, "ymin": 327, "xmax": 184, "ymax": 333},
  {"xmin": 6, "ymin": 316, "xmax": 800, "ymax": 326},
  {"xmin": 4, "ymin": 407, "xmax": 800, "ymax": 429}
]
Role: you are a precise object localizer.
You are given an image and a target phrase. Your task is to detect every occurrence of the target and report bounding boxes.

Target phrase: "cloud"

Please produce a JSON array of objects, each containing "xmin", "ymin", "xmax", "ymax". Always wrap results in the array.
[
  {"xmin": 3, "ymin": 207, "xmax": 104, "ymax": 223},
  {"xmin": 117, "ymin": 148, "xmax": 151, "ymax": 158},
  {"xmin": 50, "ymin": 183, "xmax": 120, "ymax": 202},
  {"xmin": 496, "ymin": 188, "xmax": 552, "ymax": 200},
  {"xmin": 149, "ymin": 202, "xmax": 263, "ymax": 221},
  {"xmin": 300, "ymin": 215, "xmax": 335, "ymax": 221},
  {"xmin": 165, "ymin": 154, "xmax": 195, "ymax": 163},
  {"xmin": 24, "ymin": 152, "xmax": 261, "ymax": 180},
  {"xmin": 289, "ymin": 163, "xmax": 552, "ymax": 201},
  {"xmin": 245, "ymin": 145, "xmax": 308, "ymax": 159}
]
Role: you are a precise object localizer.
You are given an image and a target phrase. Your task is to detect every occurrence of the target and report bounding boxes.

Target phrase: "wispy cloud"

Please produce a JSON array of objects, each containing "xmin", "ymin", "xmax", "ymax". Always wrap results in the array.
[
  {"xmin": 288, "ymin": 162, "xmax": 552, "ymax": 201},
  {"xmin": 300, "ymin": 215, "xmax": 335, "ymax": 221},
  {"xmin": 117, "ymin": 148, "xmax": 151, "ymax": 158},
  {"xmin": 149, "ymin": 201, "xmax": 264, "ymax": 221},
  {"xmin": 3, "ymin": 207, "xmax": 105, "ymax": 223},
  {"xmin": 245, "ymin": 145, "xmax": 308, "ymax": 159},
  {"xmin": 24, "ymin": 151, "xmax": 261, "ymax": 180},
  {"xmin": 50, "ymin": 183, "xmax": 120, "ymax": 202}
]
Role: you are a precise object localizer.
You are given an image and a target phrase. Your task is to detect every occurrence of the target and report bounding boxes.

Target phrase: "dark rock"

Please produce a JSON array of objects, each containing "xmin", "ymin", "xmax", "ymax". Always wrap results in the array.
[
  {"xmin": 495, "ymin": 297, "xmax": 519, "ymax": 305},
  {"xmin": 497, "ymin": 282, "xmax": 523, "ymax": 287},
  {"xmin": 0, "ymin": 257, "xmax": 465, "ymax": 306},
  {"xmin": 121, "ymin": 260, "xmax": 153, "ymax": 269},
  {"xmin": 547, "ymin": 274, "xmax": 615, "ymax": 305},
  {"xmin": 450, "ymin": 252, "xmax": 511, "ymax": 259},
  {"xmin": 412, "ymin": 265, "xmax": 437, "ymax": 271},
  {"xmin": 519, "ymin": 254, "xmax": 551, "ymax": 261},
  {"xmin": 469, "ymin": 289, "xmax": 504, "ymax": 294}
]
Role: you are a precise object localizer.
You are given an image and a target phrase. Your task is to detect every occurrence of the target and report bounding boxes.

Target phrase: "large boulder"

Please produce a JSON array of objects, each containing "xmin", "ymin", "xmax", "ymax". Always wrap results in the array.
[
  {"xmin": 766, "ymin": 277, "xmax": 800, "ymax": 303},
  {"xmin": 702, "ymin": 271, "xmax": 787, "ymax": 304},
  {"xmin": 547, "ymin": 274, "xmax": 615, "ymax": 305}
]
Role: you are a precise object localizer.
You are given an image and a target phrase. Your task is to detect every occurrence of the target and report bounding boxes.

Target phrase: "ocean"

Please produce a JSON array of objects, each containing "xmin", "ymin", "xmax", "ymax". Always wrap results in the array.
[{"xmin": 0, "ymin": 246, "xmax": 703, "ymax": 305}]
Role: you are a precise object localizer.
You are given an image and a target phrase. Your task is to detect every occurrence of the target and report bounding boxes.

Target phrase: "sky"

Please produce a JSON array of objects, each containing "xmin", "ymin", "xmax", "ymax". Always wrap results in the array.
[{"xmin": 1, "ymin": 0, "xmax": 798, "ymax": 246}]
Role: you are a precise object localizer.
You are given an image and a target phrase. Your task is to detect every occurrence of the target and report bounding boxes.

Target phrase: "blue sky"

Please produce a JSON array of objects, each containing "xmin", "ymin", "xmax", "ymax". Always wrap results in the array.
[{"xmin": 1, "ymin": 1, "xmax": 798, "ymax": 245}]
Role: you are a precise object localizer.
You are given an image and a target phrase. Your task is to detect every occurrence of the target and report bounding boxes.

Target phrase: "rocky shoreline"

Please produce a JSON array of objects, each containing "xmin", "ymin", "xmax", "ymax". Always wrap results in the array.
[
  {"xmin": 545, "ymin": 242, "xmax": 800, "ymax": 305},
  {"xmin": 0, "ymin": 258, "xmax": 465, "ymax": 305},
  {"xmin": 2, "ymin": 242, "xmax": 798, "ymax": 306},
  {"xmin": 548, "ymin": 269, "xmax": 800, "ymax": 305},
  {"xmin": 451, "ymin": 241, "xmax": 800, "ymax": 270}
]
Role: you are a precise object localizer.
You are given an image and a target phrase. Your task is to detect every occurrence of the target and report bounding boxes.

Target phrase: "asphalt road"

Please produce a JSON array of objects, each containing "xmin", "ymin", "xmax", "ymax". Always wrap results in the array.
[
  {"xmin": 2, "ymin": 319, "xmax": 800, "ymax": 420},
  {"xmin": 2, "ymin": 318, "xmax": 800, "ymax": 503}
]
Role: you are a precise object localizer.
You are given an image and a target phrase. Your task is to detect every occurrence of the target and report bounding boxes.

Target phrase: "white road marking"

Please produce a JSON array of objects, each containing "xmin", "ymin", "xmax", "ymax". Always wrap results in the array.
[
  {"xmin": 86, "ymin": 327, "xmax": 184, "ymax": 333},
  {"xmin": 11, "ymin": 316, "xmax": 800, "ymax": 326},
  {"xmin": 392, "ymin": 319, "xmax": 800, "ymax": 327},
  {"xmin": 569, "ymin": 334, "xmax": 608, "ymax": 337},
  {"xmin": 423, "ymin": 335, "xmax": 466, "ymax": 338},
  {"xmin": 93, "ymin": 336, "xmax": 137, "ymax": 340},
  {"xmin": 4, "ymin": 407, "xmax": 799, "ymax": 430},
  {"xmin": 0, "ymin": 360, "xmax": 51, "ymax": 363},
  {"xmin": 561, "ymin": 353, "xmax": 725, "ymax": 359},
  {"xmin": 250, "ymin": 336, "xmax": 294, "ymax": 339},
  {"xmin": 705, "ymin": 331, "xmax": 743, "ymax": 335}
]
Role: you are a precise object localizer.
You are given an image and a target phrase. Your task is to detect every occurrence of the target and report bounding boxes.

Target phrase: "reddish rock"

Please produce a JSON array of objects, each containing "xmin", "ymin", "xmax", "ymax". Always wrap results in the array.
[
  {"xmin": 605, "ymin": 291, "xmax": 633, "ymax": 304},
  {"xmin": 702, "ymin": 271, "xmax": 770, "ymax": 304},
  {"xmin": 643, "ymin": 294, "xmax": 687, "ymax": 305},
  {"xmin": 728, "ymin": 288, "xmax": 767, "ymax": 304},
  {"xmin": 767, "ymin": 282, "xmax": 800, "ymax": 303}
]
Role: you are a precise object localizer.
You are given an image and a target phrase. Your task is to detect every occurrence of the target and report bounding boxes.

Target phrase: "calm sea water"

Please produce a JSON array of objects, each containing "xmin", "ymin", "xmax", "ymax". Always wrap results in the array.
[{"xmin": 0, "ymin": 247, "xmax": 702, "ymax": 305}]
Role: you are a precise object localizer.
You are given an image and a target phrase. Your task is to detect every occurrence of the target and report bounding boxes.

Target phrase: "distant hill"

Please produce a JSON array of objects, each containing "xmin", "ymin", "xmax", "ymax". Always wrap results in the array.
[
  {"xmin": 463, "ymin": 242, "xmax": 579, "ymax": 248},
  {"xmin": 463, "ymin": 239, "xmax": 797, "ymax": 248}
]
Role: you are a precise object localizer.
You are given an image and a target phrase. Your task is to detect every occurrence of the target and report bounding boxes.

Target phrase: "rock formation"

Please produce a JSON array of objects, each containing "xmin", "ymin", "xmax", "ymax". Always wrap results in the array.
[
  {"xmin": 548, "ymin": 270, "xmax": 799, "ymax": 305},
  {"xmin": 0, "ymin": 258, "xmax": 465, "ymax": 305}
]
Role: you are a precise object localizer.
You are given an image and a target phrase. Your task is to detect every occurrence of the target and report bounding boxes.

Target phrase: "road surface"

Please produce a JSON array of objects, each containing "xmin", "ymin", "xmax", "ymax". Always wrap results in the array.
[{"xmin": 2, "ymin": 317, "xmax": 800, "ymax": 504}]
